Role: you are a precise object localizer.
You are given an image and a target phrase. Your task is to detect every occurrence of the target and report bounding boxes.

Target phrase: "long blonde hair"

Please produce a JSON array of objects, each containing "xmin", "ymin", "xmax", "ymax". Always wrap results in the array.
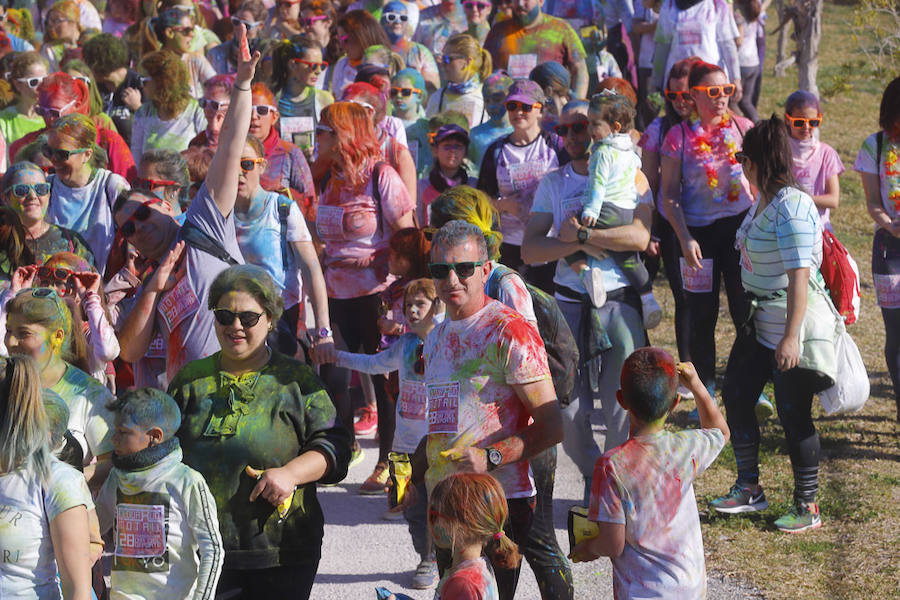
[{"xmin": 0, "ymin": 356, "xmax": 52, "ymax": 481}]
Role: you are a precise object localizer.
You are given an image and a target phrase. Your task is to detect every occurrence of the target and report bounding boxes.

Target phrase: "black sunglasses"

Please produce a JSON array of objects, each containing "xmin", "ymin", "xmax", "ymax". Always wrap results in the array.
[
  {"xmin": 120, "ymin": 197, "xmax": 164, "ymax": 237},
  {"xmin": 553, "ymin": 122, "xmax": 588, "ymax": 136},
  {"xmin": 213, "ymin": 308, "xmax": 265, "ymax": 327},
  {"xmin": 41, "ymin": 145, "xmax": 89, "ymax": 162},
  {"xmin": 428, "ymin": 261, "xmax": 484, "ymax": 279}
]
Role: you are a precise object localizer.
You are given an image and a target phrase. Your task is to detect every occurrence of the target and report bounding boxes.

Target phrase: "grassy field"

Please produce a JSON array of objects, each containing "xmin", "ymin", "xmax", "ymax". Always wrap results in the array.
[{"xmin": 646, "ymin": 2, "xmax": 900, "ymax": 598}]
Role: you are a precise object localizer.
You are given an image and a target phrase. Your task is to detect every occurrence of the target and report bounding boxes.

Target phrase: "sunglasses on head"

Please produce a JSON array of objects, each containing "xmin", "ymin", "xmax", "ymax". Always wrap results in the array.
[
  {"xmin": 252, "ymin": 104, "xmax": 277, "ymax": 117},
  {"xmin": 382, "ymin": 12, "xmax": 408, "ymax": 23},
  {"xmin": 463, "ymin": 0, "xmax": 492, "ymax": 9},
  {"xmin": 38, "ymin": 266, "xmax": 74, "ymax": 283},
  {"xmin": 553, "ymin": 121, "xmax": 588, "ymax": 136},
  {"xmin": 41, "ymin": 144, "xmax": 89, "ymax": 162},
  {"xmin": 134, "ymin": 177, "xmax": 178, "ymax": 192},
  {"xmin": 692, "ymin": 83, "xmax": 736, "ymax": 98},
  {"xmin": 120, "ymin": 196, "xmax": 165, "ymax": 237},
  {"xmin": 505, "ymin": 100, "xmax": 541, "ymax": 113},
  {"xmin": 231, "ymin": 16, "xmax": 261, "ymax": 29},
  {"xmin": 199, "ymin": 97, "xmax": 229, "ymax": 112},
  {"xmin": 784, "ymin": 114, "xmax": 822, "ymax": 128},
  {"xmin": 291, "ymin": 58, "xmax": 328, "ymax": 71},
  {"xmin": 240, "ymin": 157, "xmax": 265, "ymax": 172},
  {"xmin": 428, "ymin": 261, "xmax": 484, "ymax": 279},
  {"xmin": 664, "ymin": 89, "xmax": 689, "ymax": 102},
  {"xmin": 6, "ymin": 182, "xmax": 51, "ymax": 198},
  {"xmin": 213, "ymin": 308, "xmax": 265, "ymax": 327},
  {"xmin": 301, "ymin": 14, "xmax": 327, "ymax": 26},
  {"xmin": 36, "ymin": 98, "xmax": 78, "ymax": 120},
  {"xmin": 16, "ymin": 76, "xmax": 44, "ymax": 89},
  {"xmin": 390, "ymin": 86, "xmax": 422, "ymax": 98}
]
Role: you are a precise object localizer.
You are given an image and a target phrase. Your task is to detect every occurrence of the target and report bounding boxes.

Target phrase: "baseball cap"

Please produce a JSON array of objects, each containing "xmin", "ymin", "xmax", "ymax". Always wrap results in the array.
[
  {"xmin": 505, "ymin": 79, "xmax": 544, "ymax": 105},
  {"xmin": 432, "ymin": 124, "xmax": 469, "ymax": 145}
]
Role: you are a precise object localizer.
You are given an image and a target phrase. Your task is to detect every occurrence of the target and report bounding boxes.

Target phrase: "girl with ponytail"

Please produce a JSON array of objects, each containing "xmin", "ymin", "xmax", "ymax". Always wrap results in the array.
[
  {"xmin": 428, "ymin": 472, "xmax": 521, "ymax": 598},
  {"xmin": 272, "ymin": 35, "xmax": 335, "ymax": 145},
  {"xmin": 426, "ymin": 33, "xmax": 491, "ymax": 129}
]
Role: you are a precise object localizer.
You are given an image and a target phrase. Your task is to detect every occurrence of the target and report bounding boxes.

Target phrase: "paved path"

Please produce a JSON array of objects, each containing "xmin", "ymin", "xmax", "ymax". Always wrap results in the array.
[{"xmin": 312, "ymin": 432, "xmax": 765, "ymax": 599}]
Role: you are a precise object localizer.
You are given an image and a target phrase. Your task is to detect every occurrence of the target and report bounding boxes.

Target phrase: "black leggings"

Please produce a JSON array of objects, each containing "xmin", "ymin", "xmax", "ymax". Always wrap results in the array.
[
  {"xmin": 677, "ymin": 211, "xmax": 750, "ymax": 391},
  {"xmin": 321, "ymin": 294, "xmax": 394, "ymax": 463},
  {"xmin": 656, "ymin": 216, "xmax": 691, "ymax": 360},
  {"xmin": 722, "ymin": 329, "xmax": 830, "ymax": 502},
  {"xmin": 216, "ymin": 564, "xmax": 319, "ymax": 599},
  {"xmin": 872, "ymin": 229, "xmax": 900, "ymax": 414}
]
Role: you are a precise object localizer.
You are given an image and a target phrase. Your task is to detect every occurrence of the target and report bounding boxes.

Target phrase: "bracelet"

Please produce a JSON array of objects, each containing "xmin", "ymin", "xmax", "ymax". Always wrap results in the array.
[{"xmin": 234, "ymin": 83, "xmax": 251, "ymax": 92}]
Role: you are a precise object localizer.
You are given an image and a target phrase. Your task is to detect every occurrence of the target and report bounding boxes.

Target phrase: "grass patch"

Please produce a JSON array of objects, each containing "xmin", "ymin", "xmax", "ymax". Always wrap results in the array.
[{"xmin": 647, "ymin": 3, "xmax": 900, "ymax": 597}]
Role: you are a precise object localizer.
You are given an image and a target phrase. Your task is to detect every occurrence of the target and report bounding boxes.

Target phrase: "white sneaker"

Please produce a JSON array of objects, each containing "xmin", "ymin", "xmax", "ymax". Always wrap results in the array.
[
  {"xmin": 641, "ymin": 292, "xmax": 663, "ymax": 329},
  {"xmin": 582, "ymin": 267, "xmax": 606, "ymax": 308}
]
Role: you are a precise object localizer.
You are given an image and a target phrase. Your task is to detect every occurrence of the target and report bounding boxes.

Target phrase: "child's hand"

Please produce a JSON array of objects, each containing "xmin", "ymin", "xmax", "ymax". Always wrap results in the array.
[
  {"xmin": 581, "ymin": 214, "xmax": 596, "ymax": 228},
  {"xmin": 72, "ymin": 272, "xmax": 102, "ymax": 298},
  {"xmin": 676, "ymin": 361, "xmax": 703, "ymax": 394},
  {"xmin": 10, "ymin": 265, "xmax": 38, "ymax": 294}
]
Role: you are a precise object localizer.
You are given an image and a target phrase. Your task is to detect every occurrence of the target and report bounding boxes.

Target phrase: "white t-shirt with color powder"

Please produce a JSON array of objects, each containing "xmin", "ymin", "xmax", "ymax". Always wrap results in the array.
[
  {"xmin": 0, "ymin": 459, "xmax": 94, "ymax": 600},
  {"xmin": 589, "ymin": 428, "xmax": 726, "ymax": 600},
  {"xmin": 854, "ymin": 132, "xmax": 897, "ymax": 220},
  {"xmin": 50, "ymin": 363, "xmax": 116, "ymax": 463}
]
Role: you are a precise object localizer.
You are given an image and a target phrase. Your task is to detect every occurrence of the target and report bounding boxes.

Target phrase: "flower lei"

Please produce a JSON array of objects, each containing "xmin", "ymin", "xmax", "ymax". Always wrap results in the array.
[
  {"xmin": 689, "ymin": 112, "xmax": 743, "ymax": 202},
  {"xmin": 885, "ymin": 140, "xmax": 900, "ymax": 213}
]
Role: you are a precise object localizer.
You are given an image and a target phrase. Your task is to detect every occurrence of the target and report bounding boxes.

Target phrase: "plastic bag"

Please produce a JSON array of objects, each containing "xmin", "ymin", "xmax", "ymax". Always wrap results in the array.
[{"xmin": 819, "ymin": 325, "xmax": 869, "ymax": 414}]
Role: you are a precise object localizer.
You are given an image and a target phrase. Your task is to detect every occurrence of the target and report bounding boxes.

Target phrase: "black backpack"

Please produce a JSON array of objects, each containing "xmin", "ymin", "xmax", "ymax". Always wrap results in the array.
[{"xmin": 486, "ymin": 264, "xmax": 580, "ymax": 406}]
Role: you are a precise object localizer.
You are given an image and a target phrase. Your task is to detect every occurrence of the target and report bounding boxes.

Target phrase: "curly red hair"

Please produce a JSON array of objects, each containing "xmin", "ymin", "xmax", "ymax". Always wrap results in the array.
[{"xmin": 319, "ymin": 101, "xmax": 381, "ymax": 190}]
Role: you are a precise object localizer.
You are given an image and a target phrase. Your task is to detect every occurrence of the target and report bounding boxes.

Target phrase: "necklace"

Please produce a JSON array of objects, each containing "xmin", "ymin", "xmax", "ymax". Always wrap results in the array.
[
  {"xmin": 885, "ymin": 139, "xmax": 900, "ymax": 213},
  {"xmin": 689, "ymin": 112, "xmax": 743, "ymax": 203}
]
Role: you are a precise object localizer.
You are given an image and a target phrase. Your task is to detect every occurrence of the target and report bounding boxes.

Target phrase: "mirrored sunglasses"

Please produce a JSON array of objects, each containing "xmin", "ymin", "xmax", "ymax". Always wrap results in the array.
[{"xmin": 5, "ymin": 182, "xmax": 51, "ymax": 198}]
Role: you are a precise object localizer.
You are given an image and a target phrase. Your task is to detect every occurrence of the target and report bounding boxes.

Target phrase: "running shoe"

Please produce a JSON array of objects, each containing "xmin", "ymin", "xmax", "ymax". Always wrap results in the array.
[
  {"xmin": 348, "ymin": 441, "xmax": 365, "ymax": 469},
  {"xmin": 709, "ymin": 483, "xmax": 769, "ymax": 514},
  {"xmin": 381, "ymin": 505, "xmax": 406, "ymax": 521},
  {"xmin": 411, "ymin": 558, "xmax": 438, "ymax": 589},
  {"xmin": 641, "ymin": 292, "xmax": 663, "ymax": 329},
  {"xmin": 354, "ymin": 405, "xmax": 378, "ymax": 436},
  {"xmin": 755, "ymin": 391, "xmax": 775, "ymax": 421},
  {"xmin": 581, "ymin": 267, "xmax": 606, "ymax": 308},
  {"xmin": 775, "ymin": 501, "xmax": 822, "ymax": 533},
  {"xmin": 359, "ymin": 461, "xmax": 389, "ymax": 495}
]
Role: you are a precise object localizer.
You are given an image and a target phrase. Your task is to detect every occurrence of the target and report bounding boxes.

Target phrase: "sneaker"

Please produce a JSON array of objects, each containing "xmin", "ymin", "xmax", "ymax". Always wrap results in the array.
[
  {"xmin": 411, "ymin": 559, "xmax": 438, "ymax": 589},
  {"xmin": 581, "ymin": 267, "xmax": 606, "ymax": 308},
  {"xmin": 359, "ymin": 462, "xmax": 389, "ymax": 495},
  {"xmin": 354, "ymin": 405, "xmax": 378, "ymax": 436},
  {"xmin": 775, "ymin": 501, "xmax": 822, "ymax": 533},
  {"xmin": 381, "ymin": 505, "xmax": 406, "ymax": 521},
  {"xmin": 348, "ymin": 442, "xmax": 365, "ymax": 469},
  {"xmin": 755, "ymin": 391, "xmax": 775, "ymax": 421},
  {"xmin": 640, "ymin": 292, "xmax": 663, "ymax": 330},
  {"xmin": 709, "ymin": 483, "xmax": 769, "ymax": 514}
]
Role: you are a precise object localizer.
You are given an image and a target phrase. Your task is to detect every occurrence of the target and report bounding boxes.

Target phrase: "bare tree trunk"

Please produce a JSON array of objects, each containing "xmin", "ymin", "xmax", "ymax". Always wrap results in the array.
[
  {"xmin": 775, "ymin": 0, "xmax": 792, "ymax": 76},
  {"xmin": 796, "ymin": 0, "xmax": 823, "ymax": 96}
]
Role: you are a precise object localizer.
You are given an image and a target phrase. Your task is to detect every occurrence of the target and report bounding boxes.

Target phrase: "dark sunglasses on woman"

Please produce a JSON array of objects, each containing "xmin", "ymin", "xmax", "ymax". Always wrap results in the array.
[
  {"xmin": 505, "ymin": 101, "xmax": 541, "ymax": 113},
  {"xmin": 41, "ymin": 145, "xmax": 89, "ymax": 162},
  {"xmin": 213, "ymin": 308, "xmax": 265, "ymax": 327},
  {"xmin": 428, "ymin": 261, "xmax": 484, "ymax": 279},
  {"xmin": 553, "ymin": 122, "xmax": 588, "ymax": 136}
]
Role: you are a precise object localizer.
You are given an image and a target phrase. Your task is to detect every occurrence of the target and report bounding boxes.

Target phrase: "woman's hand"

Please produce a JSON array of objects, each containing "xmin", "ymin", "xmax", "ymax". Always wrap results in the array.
[
  {"xmin": 775, "ymin": 334, "xmax": 800, "ymax": 371},
  {"xmin": 71, "ymin": 272, "xmax": 102, "ymax": 299},
  {"xmin": 10, "ymin": 265, "xmax": 38, "ymax": 294},
  {"xmin": 680, "ymin": 238, "xmax": 703, "ymax": 270},
  {"xmin": 247, "ymin": 465, "xmax": 297, "ymax": 507},
  {"xmin": 234, "ymin": 23, "xmax": 261, "ymax": 86},
  {"xmin": 146, "ymin": 241, "xmax": 185, "ymax": 294}
]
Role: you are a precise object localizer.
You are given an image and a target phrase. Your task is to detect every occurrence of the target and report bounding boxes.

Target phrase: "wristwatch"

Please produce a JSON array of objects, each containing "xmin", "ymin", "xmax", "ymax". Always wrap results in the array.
[
  {"xmin": 485, "ymin": 447, "xmax": 502, "ymax": 471},
  {"xmin": 315, "ymin": 327, "xmax": 333, "ymax": 339},
  {"xmin": 577, "ymin": 227, "xmax": 589, "ymax": 245}
]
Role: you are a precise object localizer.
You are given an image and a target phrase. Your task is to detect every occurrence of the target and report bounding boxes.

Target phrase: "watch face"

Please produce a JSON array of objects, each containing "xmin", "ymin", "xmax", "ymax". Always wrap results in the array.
[{"xmin": 487, "ymin": 448, "xmax": 502, "ymax": 466}]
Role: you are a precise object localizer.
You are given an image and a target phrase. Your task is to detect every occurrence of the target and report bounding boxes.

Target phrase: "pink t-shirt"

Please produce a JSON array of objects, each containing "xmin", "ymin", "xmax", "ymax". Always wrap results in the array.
[
  {"xmin": 317, "ymin": 163, "xmax": 415, "ymax": 299},
  {"xmin": 790, "ymin": 137, "xmax": 844, "ymax": 228},
  {"xmin": 661, "ymin": 116, "xmax": 754, "ymax": 227},
  {"xmin": 423, "ymin": 300, "xmax": 550, "ymax": 499}
]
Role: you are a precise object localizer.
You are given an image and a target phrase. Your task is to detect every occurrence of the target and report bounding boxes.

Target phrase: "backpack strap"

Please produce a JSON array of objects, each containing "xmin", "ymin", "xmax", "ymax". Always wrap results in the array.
[
  {"xmin": 178, "ymin": 222, "xmax": 240, "ymax": 265},
  {"xmin": 276, "ymin": 193, "xmax": 293, "ymax": 270},
  {"xmin": 485, "ymin": 263, "xmax": 518, "ymax": 301}
]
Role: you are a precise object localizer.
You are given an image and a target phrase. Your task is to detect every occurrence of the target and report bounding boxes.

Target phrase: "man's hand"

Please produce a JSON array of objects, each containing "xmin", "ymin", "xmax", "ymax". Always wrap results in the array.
[
  {"xmin": 145, "ymin": 241, "xmax": 185, "ymax": 294},
  {"xmin": 439, "ymin": 446, "xmax": 488, "ymax": 473},
  {"xmin": 122, "ymin": 87, "xmax": 142, "ymax": 112},
  {"xmin": 559, "ymin": 216, "xmax": 582, "ymax": 243}
]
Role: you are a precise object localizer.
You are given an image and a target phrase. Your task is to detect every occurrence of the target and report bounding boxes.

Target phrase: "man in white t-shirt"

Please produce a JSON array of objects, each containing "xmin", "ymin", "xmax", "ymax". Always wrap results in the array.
[{"xmin": 423, "ymin": 220, "xmax": 563, "ymax": 600}]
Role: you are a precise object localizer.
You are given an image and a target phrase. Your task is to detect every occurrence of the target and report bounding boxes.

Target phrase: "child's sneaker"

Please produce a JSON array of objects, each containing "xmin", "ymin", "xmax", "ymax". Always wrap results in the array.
[
  {"xmin": 581, "ymin": 267, "xmax": 606, "ymax": 308},
  {"xmin": 354, "ymin": 405, "xmax": 378, "ymax": 436},
  {"xmin": 709, "ymin": 483, "xmax": 769, "ymax": 514},
  {"xmin": 755, "ymin": 391, "xmax": 775, "ymax": 421},
  {"xmin": 640, "ymin": 292, "xmax": 663, "ymax": 329},
  {"xmin": 775, "ymin": 501, "xmax": 822, "ymax": 533},
  {"xmin": 411, "ymin": 558, "xmax": 438, "ymax": 589},
  {"xmin": 359, "ymin": 461, "xmax": 389, "ymax": 494}
]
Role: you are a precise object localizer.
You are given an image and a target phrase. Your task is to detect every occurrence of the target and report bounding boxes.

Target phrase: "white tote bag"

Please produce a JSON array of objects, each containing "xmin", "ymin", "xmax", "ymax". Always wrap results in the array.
[{"xmin": 819, "ymin": 321, "xmax": 870, "ymax": 414}]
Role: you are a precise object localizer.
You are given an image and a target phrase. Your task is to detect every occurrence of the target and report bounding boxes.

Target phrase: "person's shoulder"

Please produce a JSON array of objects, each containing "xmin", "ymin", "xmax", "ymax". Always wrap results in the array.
[
  {"xmin": 48, "ymin": 456, "xmax": 86, "ymax": 483},
  {"xmin": 732, "ymin": 114, "xmax": 754, "ymax": 132},
  {"xmin": 541, "ymin": 13, "xmax": 578, "ymax": 34},
  {"xmin": 60, "ymin": 364, "xmax": 111, "ymax": 397},
  {"xmin": 264, "ymin": 350, "xmax": 326, "ymax": 390},
  {"xmin": 170, "ymin": 354, "xmax": 219, "ymax": 389}
]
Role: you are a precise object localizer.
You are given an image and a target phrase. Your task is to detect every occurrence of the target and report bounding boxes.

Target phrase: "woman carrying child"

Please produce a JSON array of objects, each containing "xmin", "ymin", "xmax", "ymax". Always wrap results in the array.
[{"xmin": 711, "ymin": 117, "xmax": 840, "ymax": 532}]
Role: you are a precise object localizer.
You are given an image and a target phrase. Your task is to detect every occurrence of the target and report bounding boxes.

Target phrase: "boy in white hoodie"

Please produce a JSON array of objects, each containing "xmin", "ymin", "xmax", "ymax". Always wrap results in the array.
[{"xmin": 97, "ymin": 388, "xmax": 224, "ymax": 600}]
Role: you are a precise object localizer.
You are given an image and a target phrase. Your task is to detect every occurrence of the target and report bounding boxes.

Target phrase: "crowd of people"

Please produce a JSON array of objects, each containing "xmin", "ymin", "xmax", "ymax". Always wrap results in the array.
[{"xmin": 0, "ymin": 0, "xmax": 897, "ymax": 598}]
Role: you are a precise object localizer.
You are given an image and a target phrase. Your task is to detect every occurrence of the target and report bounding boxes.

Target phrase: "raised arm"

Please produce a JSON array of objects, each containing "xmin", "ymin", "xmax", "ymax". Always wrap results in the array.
[{"xmin": 205, "ymin": 24, "xmax": 261, "ymax": 217}]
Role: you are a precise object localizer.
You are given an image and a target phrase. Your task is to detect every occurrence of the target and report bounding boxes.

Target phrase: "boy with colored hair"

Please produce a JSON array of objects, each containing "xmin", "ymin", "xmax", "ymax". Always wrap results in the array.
[
  {"xmin": 96, "ymin": 388, "xmax": 224, "ymax": 600},
  {"xmin": 570, "ymin": 347, "xmax": 730, "ymax": 598}
]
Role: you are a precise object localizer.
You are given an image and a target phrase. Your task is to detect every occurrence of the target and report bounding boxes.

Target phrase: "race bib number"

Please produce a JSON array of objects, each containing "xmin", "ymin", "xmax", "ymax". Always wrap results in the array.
[
  {"xmin": 508, "ymin": 54, "xmax": 538, "ymax": 79},
  {"xmin": 316, "ymin": 204, "xmax": 344, "ymax": 238},
  {"xmin": 157, "ymin": 276, "xmax": 199, "ymax": 334},
  {"xmin": 676, "ymin": 21, "xmax": 702, "ymax": 46},
  {"xmin": 116, "ymin": 503, "xmax": 166, "ymax": 558},
  {"xmin": 681, "ymin": 257, "xmax": 714, "ymax": 293},
  {"xmin": 874, "ymin": 273, "xmax": 900, "ymax": 308},
  {"xmin": 427, "ymin": 381, "xmax": 460, "ymax": 434},
  {"xmin": 506, "ymin": 161, "xmax": 543, "ymax": 192},
  {"xmin": 145, "ymin": 334, "xmax": 166, "ymax": 359},
  {"xmin": 399, "ymin": 381, "xmax": 427, "ymax": 421}
]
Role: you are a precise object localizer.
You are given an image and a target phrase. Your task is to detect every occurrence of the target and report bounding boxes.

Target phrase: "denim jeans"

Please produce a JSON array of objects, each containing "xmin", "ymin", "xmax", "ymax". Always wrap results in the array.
[{"xmin": 558, "ymin": 293, "xmax": 644, "ymax": 503}]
